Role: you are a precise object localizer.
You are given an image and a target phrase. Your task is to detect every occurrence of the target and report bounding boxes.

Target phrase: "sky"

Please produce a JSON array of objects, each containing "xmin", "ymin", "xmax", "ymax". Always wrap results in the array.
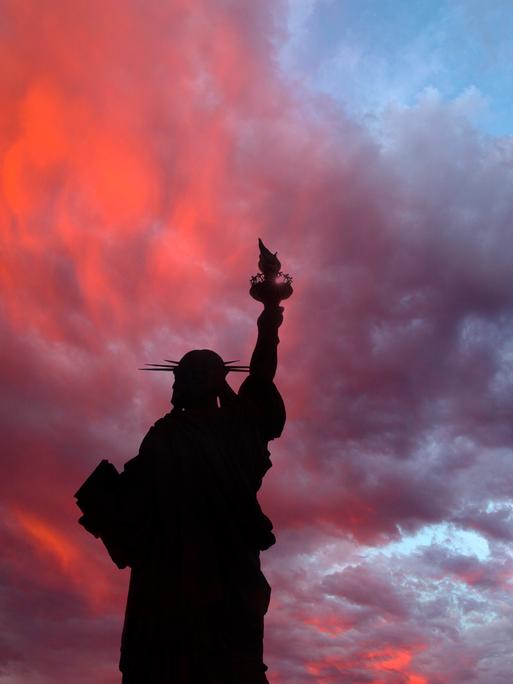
[{"xmin": 1, "ymin": 1, "xmax": 513, "ymax": 682}]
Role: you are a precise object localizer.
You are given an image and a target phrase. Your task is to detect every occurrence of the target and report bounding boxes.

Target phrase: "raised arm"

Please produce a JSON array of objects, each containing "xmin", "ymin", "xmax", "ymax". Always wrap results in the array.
[
  {"xmin": 237, "ymin": 240, "xmax": 292, "ymax": 440},
  {"xmin": 249, "ymin": 304, "xmax": 283, "ymax": 382},
  {"xmin": 238, "ymin": 303, "xmax": 286, "ymax": 441}
]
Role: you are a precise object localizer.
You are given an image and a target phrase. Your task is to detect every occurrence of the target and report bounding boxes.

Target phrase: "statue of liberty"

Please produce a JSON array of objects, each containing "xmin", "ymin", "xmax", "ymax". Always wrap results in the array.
[{"xmin": 75, "ymin": 239, "xmax": 293, "ymax": 683}]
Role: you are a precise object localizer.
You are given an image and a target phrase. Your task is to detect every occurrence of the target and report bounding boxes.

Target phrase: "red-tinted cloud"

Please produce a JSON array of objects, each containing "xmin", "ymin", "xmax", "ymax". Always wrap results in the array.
[{"xmin": 1, "ymin": 2, "xmax": 513, "ymax": 683}]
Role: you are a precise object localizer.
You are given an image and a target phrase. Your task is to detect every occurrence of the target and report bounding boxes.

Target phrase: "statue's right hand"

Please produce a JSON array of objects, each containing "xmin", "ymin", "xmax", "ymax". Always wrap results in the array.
[{"xmin": 258, "ymin": 305, "xmax": 284, "ymax": 330}]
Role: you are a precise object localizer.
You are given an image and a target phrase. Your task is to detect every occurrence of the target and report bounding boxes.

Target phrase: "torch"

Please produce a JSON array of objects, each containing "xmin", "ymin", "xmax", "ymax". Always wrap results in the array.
[{"xmin": 250, "ymin": 238, "xmax": 293, "ymax": 307}]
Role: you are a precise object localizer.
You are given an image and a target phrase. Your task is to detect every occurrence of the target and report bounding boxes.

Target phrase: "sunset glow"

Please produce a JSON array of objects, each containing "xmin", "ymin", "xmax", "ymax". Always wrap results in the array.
[{"xmin": 2, "ymin": 1, "xmax": 513, "ymax": 682}]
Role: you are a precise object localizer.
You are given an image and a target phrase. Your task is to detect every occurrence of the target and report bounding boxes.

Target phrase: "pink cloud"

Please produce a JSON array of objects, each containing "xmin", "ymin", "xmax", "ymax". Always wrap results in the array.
[{"xmin": 2, "ymin": 2, "xmax": 513, "ymax": 683}]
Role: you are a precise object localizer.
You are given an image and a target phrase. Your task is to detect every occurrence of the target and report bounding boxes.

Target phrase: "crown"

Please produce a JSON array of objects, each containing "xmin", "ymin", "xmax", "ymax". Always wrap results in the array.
[{"xmin": 139, "ymin": 359, "xmax": 250, "ymax": 373}]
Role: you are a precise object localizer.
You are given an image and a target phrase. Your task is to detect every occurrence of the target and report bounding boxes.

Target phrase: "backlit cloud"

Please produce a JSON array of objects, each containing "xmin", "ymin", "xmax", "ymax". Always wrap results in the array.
[{"xmin": 1, "ymin": 1, "xmax": 513, "ymax": 682}]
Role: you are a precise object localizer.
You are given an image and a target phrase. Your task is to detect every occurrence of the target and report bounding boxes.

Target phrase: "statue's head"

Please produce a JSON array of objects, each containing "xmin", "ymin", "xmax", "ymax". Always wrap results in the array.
[{"xmin": 171, "ymin": 349, "xmax": 228, "ymax": 409}]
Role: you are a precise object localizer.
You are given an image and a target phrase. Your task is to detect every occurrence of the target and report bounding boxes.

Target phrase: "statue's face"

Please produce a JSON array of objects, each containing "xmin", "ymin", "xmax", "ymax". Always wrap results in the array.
[
  {"xmin": 170, "ymin": 350, "xmax": 226, "ymax": 408},
  {"xmin": 171, "ymin": 366, "xmax": 216, "ymax": 407}
]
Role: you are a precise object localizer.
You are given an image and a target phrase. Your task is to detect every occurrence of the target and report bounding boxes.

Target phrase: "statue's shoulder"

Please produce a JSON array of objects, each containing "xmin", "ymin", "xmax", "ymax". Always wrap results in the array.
[
  {"xmin": 151, "ymin": 411, "xmax": 175, "ymax": 433},
  {"xmin": 237, "ymin": 375, "xmax": 286, "ymax": 440},
  {"xmin": 133, "ymin": 412, "xmax": 175, "ymax": 459}
]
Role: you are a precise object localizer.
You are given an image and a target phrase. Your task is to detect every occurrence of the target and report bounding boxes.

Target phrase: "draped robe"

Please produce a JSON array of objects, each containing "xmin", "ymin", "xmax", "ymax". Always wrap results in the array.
[{"xmin": 112, "ymin": 375, "xmax": 285, "ymax": 683}]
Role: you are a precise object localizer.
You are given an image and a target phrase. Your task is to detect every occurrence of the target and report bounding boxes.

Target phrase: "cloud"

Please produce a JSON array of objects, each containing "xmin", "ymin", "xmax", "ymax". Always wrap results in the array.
[{"xmin": 2, "ymin": 1, "xmax": 513, "ymax": 683}]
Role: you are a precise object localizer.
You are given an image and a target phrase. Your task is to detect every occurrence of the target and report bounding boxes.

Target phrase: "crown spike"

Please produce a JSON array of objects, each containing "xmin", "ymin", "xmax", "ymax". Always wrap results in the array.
[{"xmin": 139, "ymin": 367, "xmax": 175, "ymax": 371}]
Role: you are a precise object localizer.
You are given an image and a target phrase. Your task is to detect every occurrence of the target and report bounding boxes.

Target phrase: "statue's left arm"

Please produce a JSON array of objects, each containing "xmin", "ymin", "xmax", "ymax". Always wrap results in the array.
[{"xmin": 75, "ymin": 420, "xmax": 165, "ymax": 569}]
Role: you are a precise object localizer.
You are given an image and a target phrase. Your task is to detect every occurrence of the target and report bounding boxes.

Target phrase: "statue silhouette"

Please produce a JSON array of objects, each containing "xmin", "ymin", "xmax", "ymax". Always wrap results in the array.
[{"xmin": 75, "ymin": 240, "xmax": 292, "ymax": 683}]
